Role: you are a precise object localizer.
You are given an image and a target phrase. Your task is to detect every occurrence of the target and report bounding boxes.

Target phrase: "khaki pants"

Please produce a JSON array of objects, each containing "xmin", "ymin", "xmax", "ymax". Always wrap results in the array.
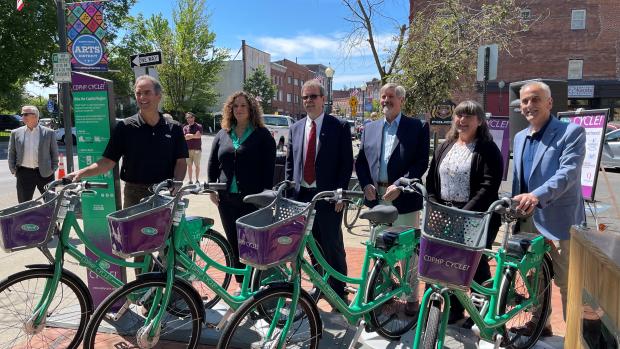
[
  {"xmin": 377, "ymin": 185, "xmax": 421, "ymax": 303},
  {"xmin": 519, "ymin": 217, "xmax": 570, "ymax": 322}
]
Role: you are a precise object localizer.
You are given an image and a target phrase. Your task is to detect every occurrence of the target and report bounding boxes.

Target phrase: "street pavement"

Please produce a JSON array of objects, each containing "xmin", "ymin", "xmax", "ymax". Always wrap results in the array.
[{"xmin": 0, "ymin": 134, "xmax": 619, "ymax": 348}]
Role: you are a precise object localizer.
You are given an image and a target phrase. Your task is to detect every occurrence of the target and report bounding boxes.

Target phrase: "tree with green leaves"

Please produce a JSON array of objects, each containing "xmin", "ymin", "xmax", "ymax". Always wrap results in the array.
[
  {"xmin": 400, "ymin": 0, "xmax": 535, "ymax": 115},
  {"xmin": 0, "ymin": 0, "xmax": 135, "ymax": 110},
  {"xmin": 119, "ymin": 0, "xmax": 228, "ymax": 119},
  {"xmin": 243, "ymin": 66, "xmax": 277, "ymax": 113}
]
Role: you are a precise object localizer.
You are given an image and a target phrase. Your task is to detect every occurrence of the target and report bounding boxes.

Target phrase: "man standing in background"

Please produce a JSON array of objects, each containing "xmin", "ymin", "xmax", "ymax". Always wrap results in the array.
[
  {"xmin": 183, "ymin": 112, "xmax": 203, "ymax": 183},
  {"xmin": 8, "ymin": 105, "xmax": 59, "ymax": 203}
]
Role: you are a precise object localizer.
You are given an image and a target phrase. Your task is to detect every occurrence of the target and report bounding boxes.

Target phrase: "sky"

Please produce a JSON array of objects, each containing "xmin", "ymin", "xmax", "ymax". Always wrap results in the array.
[{"xmin": 26, "ymin": 0, "xmax": 409, "ymax": 96}]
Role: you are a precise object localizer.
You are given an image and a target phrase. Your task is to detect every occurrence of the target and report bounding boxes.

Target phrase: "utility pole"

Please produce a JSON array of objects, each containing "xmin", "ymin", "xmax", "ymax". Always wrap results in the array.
[{"xmin": 55, "ymin": 0, "xmax": 74, "ymax": 172}]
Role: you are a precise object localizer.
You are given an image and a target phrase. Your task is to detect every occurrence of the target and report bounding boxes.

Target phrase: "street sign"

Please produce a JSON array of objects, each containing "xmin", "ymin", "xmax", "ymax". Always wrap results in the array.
[
  {"xmin": 46, "ymin": 100, "xmax": 55, "ymax": 113},
  {"xmin": 130, "ymin": 51, "xmax": 162, "ymax": 68},
  {"xmin": 349, "ymin": 96, "xmax": 358, "ymax": 113},
  {"xmin": 477, "ymin": 44, "xmax": 498, "ymax": 81},
  {"xmin": 52, "ymin": 53, "xmax": 72, "ymax": 83}
]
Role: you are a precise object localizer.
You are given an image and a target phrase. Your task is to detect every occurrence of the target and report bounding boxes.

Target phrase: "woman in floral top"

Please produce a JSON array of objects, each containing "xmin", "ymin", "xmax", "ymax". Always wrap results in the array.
[{"xmin": 425, "ymin": 100, "xmax": 503, "ymax": 325}]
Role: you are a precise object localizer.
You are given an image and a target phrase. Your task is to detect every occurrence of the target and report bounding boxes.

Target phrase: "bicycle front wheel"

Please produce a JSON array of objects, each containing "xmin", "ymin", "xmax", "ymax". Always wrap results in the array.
[
  {"xmin": 421, "ymin": 299, "xmax": 442, "ymax": 349},
  {"xmin": 365, "ymin": 259, "xmax": 418, "ymax": 339},
  {"xmin": 0, "ymin": 268, "xmax": 92, "ymax": 349},
  {"xmin": 217, "ymin": 284, "xmax": 320, "ymax": 349},
  {"xmin": 83, "ymin": 277, "xmax": 203, "ymax": 349},
  {"xmin": 498, "ymin": 255, "xmax": 552, "ymax": 349}
]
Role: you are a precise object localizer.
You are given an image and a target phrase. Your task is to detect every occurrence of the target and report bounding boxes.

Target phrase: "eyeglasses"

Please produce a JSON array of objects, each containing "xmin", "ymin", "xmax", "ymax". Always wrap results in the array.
[
  {"xmin": 302, "ymin": 94, "xmax": 321, "ymax": 101},
  {"xmin": 21, "ymin": 112, "xmax": 36, "ymax": 116}
]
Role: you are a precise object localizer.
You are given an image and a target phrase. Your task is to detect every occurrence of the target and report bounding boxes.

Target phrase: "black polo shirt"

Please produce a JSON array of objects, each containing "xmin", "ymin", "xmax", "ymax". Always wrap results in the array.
[{"xmin": 103, "ymin": 113, "xmax": 189, "ymax": 184}]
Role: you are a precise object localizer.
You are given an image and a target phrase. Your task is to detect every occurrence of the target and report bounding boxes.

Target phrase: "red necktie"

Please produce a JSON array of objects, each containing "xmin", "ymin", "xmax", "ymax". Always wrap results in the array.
[{"xmin": 304, "ymin": 121, "xmax": 316, "ymax": 184}]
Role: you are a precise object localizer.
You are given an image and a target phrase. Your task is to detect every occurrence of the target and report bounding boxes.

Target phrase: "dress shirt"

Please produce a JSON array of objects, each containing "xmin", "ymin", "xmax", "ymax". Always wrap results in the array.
[
  {"xmin": 302, "ymin": 113, "xmax": 324, "ymax": 188},
  {"xmin": 520, "ymin": 117, "xmax": 551, "ymax": 193},
  {"xmin": 379, "ymin": 113, "xmax": 401, "ymax": 183},
  {"xmin": 22, "ymin": 126, "xmax": 40, "ymax": 168}
]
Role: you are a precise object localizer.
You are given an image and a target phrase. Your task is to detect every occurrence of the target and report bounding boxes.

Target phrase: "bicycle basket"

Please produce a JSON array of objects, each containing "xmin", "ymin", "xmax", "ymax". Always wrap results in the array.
[
  {"xmin": 107, "ymin": 194, "xmax": 174, "ymax": 258},
  {"xmin": 236, "ymin": 196, "xmax": 310, "ymax": 269},
  {"xmin": 417, "ymin": 200, "xmax": 489, "ymax": 290},
  {"xmin": 0, "ymin": 192, "xmax": 58, "ymax": 252}
]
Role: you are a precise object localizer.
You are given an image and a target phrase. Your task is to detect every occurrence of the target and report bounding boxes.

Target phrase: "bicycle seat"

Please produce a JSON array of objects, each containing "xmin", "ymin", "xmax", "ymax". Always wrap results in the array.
[
  {"xmin": 359, "ymin": 205, "xmax": 398, "ymax": 224},
  {"xmin": 507, "ymin": 232, "xmax": 540, "ymax": 258},
  {"xmin": 243, "ymin": 190, "xmax": 277, "ymax": 208}
]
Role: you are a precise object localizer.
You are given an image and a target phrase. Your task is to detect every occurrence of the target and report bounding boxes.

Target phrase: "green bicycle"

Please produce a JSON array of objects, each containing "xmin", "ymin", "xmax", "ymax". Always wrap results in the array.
[
  {"xmin": 0, "ymin": 179, "xmax": 233, "ymax": 349},
  {"xmin": 82, "ymin": 180, "xmax": 322, "ymax": 348},
  {"xmin": 410, "ymin": 180, "xmax": 553, "ymax": 349},
  {"xmin": 216, "ymin": 179, "xmax": 422, "ymax": 349}
]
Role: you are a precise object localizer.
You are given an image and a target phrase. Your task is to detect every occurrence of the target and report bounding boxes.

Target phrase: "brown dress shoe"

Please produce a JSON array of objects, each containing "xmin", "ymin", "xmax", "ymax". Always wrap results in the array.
[
  {"xmin": 404, "ymin": 301, "xmax": 419, "ymax": 317},
  {"xmin": 510, "ymin": 321, "xmax": 553, "ymax": 337}
]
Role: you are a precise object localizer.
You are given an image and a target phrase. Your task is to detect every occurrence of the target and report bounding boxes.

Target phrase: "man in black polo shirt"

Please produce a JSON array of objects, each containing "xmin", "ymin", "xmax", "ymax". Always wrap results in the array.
[{"xmin": 70, "ymin": 75, "xmax": 188, "ymax": 207}]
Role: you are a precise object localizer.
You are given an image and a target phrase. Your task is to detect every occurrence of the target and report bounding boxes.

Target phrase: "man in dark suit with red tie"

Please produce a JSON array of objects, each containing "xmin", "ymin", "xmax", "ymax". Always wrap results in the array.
[{"xmin": 286, "ymin": 79, "xmax": 354, "ymax": 302}]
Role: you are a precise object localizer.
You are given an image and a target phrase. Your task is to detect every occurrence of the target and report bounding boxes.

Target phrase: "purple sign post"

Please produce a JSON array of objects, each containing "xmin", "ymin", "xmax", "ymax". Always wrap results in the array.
[
  {"xmin": 488, "ymin": 117, "xmax": 511, "ymax": 180},
  {"xmin": 557, "ymin": 109, "xmax": 609, "ymax": 202}
]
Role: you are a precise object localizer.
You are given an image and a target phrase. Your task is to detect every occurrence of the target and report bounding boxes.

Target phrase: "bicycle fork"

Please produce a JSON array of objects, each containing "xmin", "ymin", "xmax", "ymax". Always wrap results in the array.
[{"xmin": 413, "ymin": 288, "xmax": 451, "ymax": 349}]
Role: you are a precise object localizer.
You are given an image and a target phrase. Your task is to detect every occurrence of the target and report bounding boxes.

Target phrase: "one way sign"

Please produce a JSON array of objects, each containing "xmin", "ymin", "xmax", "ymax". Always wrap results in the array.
[{"xmin": 130, "ymin": 51, "xmax": 162, "ymax": 68}]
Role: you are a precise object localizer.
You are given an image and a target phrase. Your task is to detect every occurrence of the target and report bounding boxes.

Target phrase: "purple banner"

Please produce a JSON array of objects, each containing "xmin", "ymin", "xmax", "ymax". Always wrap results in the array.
[
  {"xmin": 66, "ymin": 2, "xmax": 108, "ymax": 71},
  {"xmin": 558, "ymin": 110, "xmax": 609, "ymax": 201},
  {"xmin": 488, "ymin": 117, "xmax": 510, "ymax": 180}
]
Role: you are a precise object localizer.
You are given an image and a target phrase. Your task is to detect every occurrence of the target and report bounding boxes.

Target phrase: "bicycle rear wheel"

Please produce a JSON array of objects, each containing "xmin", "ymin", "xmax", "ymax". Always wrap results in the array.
[
  {"xmin": 343, "ymin": 183, "xmax": 363, "ymax": 229},
  {"xmin": 498, "ymin": 256, "xmax": 552, "ymax": 349},
  {"xmin": 0, "ymin": 268, "xmax": 92, "ymax": 349},
  {"xmin": 365, "ymin": 259, "xmax": 417, "ymax": 339},
  {"xmin": 184, "ymin": 228, "xmax": 234, "ymax": 309},
  {"xmin": 216, "ymin": 284, "xmax": 320, "ymax": 349},
  {"xmin": 83, "ymin": 276, "xmax": 202, "ymax": 349}
]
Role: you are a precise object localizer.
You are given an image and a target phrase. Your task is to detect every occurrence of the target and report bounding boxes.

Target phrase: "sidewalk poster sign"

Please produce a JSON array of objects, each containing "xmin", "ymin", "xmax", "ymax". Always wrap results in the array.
[
  {"xmin": 557, "ymin": 109, "xmax": 609, "ymax": 202},
  {"xmin": 430, "ymin": 100, "xmax": 455, "ymax": 126},
  {"xmin": 488, "ymin": 117, "xmax": 510, "ymax": 180},
  {"xmin": 66, "ymin": 1, "xmax": 108, "ymax": 71},
  {"xmin": 72, "ymin": 72, "xmax": 122, "ymax": 306}
]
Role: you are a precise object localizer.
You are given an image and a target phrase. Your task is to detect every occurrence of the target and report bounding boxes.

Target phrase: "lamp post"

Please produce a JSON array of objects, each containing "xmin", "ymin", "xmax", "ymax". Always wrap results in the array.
[
  {"xmin": 498, "ymin": 80, "xmax": 505, "ymax": 115},
  {"xmin": 325, "ymin": 65, "xmax": 334, "ymax": 114},
  {"xmin": 360, "ymin": 82, "xmax": 367, "ymax": 122}
]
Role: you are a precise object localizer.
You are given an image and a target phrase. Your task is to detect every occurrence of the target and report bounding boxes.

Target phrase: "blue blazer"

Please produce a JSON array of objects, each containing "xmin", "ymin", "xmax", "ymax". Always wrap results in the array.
[
  {"xmin": 512, "ymin": 116, "xmax": 586, "ymax": 240},
  {"xmin": 355, "ymin": 115, "xmax": 430, "ymax": 213},
  {"xmin": 285, "ymin": 114, "xmax": 353, "ymax": 195}
]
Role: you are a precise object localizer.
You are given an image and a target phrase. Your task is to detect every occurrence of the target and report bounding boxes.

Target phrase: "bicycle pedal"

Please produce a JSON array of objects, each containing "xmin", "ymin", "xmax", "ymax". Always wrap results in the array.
[
  {"xmin": 470, "ymin": 293, "xmax": 487, "ymax": 310},
  {"xmin": 345, "ymin": 286, "xmax": 357, "ymax": 294}
]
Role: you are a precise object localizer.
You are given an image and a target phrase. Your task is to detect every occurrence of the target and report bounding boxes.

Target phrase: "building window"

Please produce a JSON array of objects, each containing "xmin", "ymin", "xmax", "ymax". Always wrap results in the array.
[
  {"xmin": 288, "ymin": 76, "xmax": 292, "ymax": 84},
  {"xmin": 520, "ymin": 8, "xmax": 531, "ymax": 20},
  {"xmin": 287, "ymin": 93, "xmax": 292, "ymax": 103},
  {"xmin": 294, "ymin": 78, "xmax": 298, "ymax": 86},
  {"xmin": 301, "ymin": 80, "xmax": 304, "ymax": 86},
  {"xmin": 571, "ymin": 9, "xmax": 586, "ymax": 30},
  {"xmin": 279, "ymin": 90, "xmax": 283, "ymax": 101},
  {"xmin": 568, "ymin": 59, "xmax": 583, "ymax": 80}
]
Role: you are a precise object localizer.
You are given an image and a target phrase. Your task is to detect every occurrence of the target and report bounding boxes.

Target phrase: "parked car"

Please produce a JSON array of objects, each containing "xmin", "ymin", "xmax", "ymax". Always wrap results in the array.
[
  {"xmin": 602, "ymin": 129, "xmax": 620, "ymax": 169},
  {"xmin": 262, "ymin": 114, "xmax": 295, "ymax": 155},
  {"xmin": 0, "ymin": 114, "xmax": 23, "ymax": 130},
  {"xmin": 39, "ymin": 118, "xmax": 56, "ymax": 129},
  {"xmin": 56, "ymin": 127, "xmax": 77, "ymax": 145}
]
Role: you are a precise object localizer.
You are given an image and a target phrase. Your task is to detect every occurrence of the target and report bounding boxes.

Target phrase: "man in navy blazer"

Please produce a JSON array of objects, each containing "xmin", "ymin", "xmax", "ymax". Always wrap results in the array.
[
  {"xmin": 286, "ymin": 80, "xmax": 353, "ymax": 302},
  {"xmin": 511, "ymin": 81, "xmax": 586, "ymax": 336},
  {"xmin": 355, "ymin": 83, "xmax": 430, "ymax": 316}
]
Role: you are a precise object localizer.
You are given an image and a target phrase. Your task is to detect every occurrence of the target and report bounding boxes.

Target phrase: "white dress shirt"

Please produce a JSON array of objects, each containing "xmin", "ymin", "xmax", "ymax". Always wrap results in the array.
[
  {"xmin": 301, "ymin": 113, "xmax": 324, "ymax": 188},
  {"xmin": 21, "ymin": 126, "xmax": 40, "ymax": 169}
]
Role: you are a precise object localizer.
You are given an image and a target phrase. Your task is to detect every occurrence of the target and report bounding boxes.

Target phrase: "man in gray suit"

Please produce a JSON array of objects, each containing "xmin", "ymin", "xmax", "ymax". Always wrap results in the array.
[{"xmin": 8, "ymin": 105, "xmax": 59, "ymax": 202}]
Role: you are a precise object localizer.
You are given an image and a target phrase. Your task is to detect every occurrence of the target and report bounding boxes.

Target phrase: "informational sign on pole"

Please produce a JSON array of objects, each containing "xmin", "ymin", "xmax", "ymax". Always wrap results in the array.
[
  {"xmin": 557, "ymin": 109, "xmax": 609, "ymax": 202},
  {"xmin": 52, "ymin": 53, "xmax": 72, "ymax": 83},
  {"xmin": 72, "ymin": 72, "xmax": 123, "ymax": 307},
  {"xmin": 66, "ymin": 1, "xmax": 108, "ymax": 71},
  {"xmin": 488, "ymin": 117, "xmax": 511, "ymax": 180}
]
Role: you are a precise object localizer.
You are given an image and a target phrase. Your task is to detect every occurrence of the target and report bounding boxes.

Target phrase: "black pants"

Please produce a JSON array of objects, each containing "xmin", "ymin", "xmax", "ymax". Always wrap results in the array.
[
  {"xmin": 123, "ymin": 182, "xmax": 153, "ymax": 208},
  {"xmin": 297, "ymin": 187, "xmax": 348, "ymax": 299},
  {"xmin": 16, "ymin": 167, "xmax": 54, "ymax": 203},
  {"xmin": 218, "ymin": 192, "xmax": 255, "ymax": 283}
]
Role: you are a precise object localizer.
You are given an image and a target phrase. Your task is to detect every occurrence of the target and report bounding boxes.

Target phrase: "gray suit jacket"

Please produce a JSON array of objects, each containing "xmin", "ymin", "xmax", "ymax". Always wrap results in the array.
[{"xmin": 8, "ymin": 125, "xmax": 59, "ymax": 178}]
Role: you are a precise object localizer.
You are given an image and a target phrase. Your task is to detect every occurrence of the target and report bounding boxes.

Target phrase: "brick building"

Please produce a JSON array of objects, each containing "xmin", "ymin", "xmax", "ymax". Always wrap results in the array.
[
  {"xmin": 411, "ymin": 0, "xmax": 620, "ymax": 121},
  {"xmin": 272, "ymin": 59, "xmax": 314, "ymax": 119},
  {"xmin": 270, "ymin": 62, "xmax": 287, "ymax": 114}
]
